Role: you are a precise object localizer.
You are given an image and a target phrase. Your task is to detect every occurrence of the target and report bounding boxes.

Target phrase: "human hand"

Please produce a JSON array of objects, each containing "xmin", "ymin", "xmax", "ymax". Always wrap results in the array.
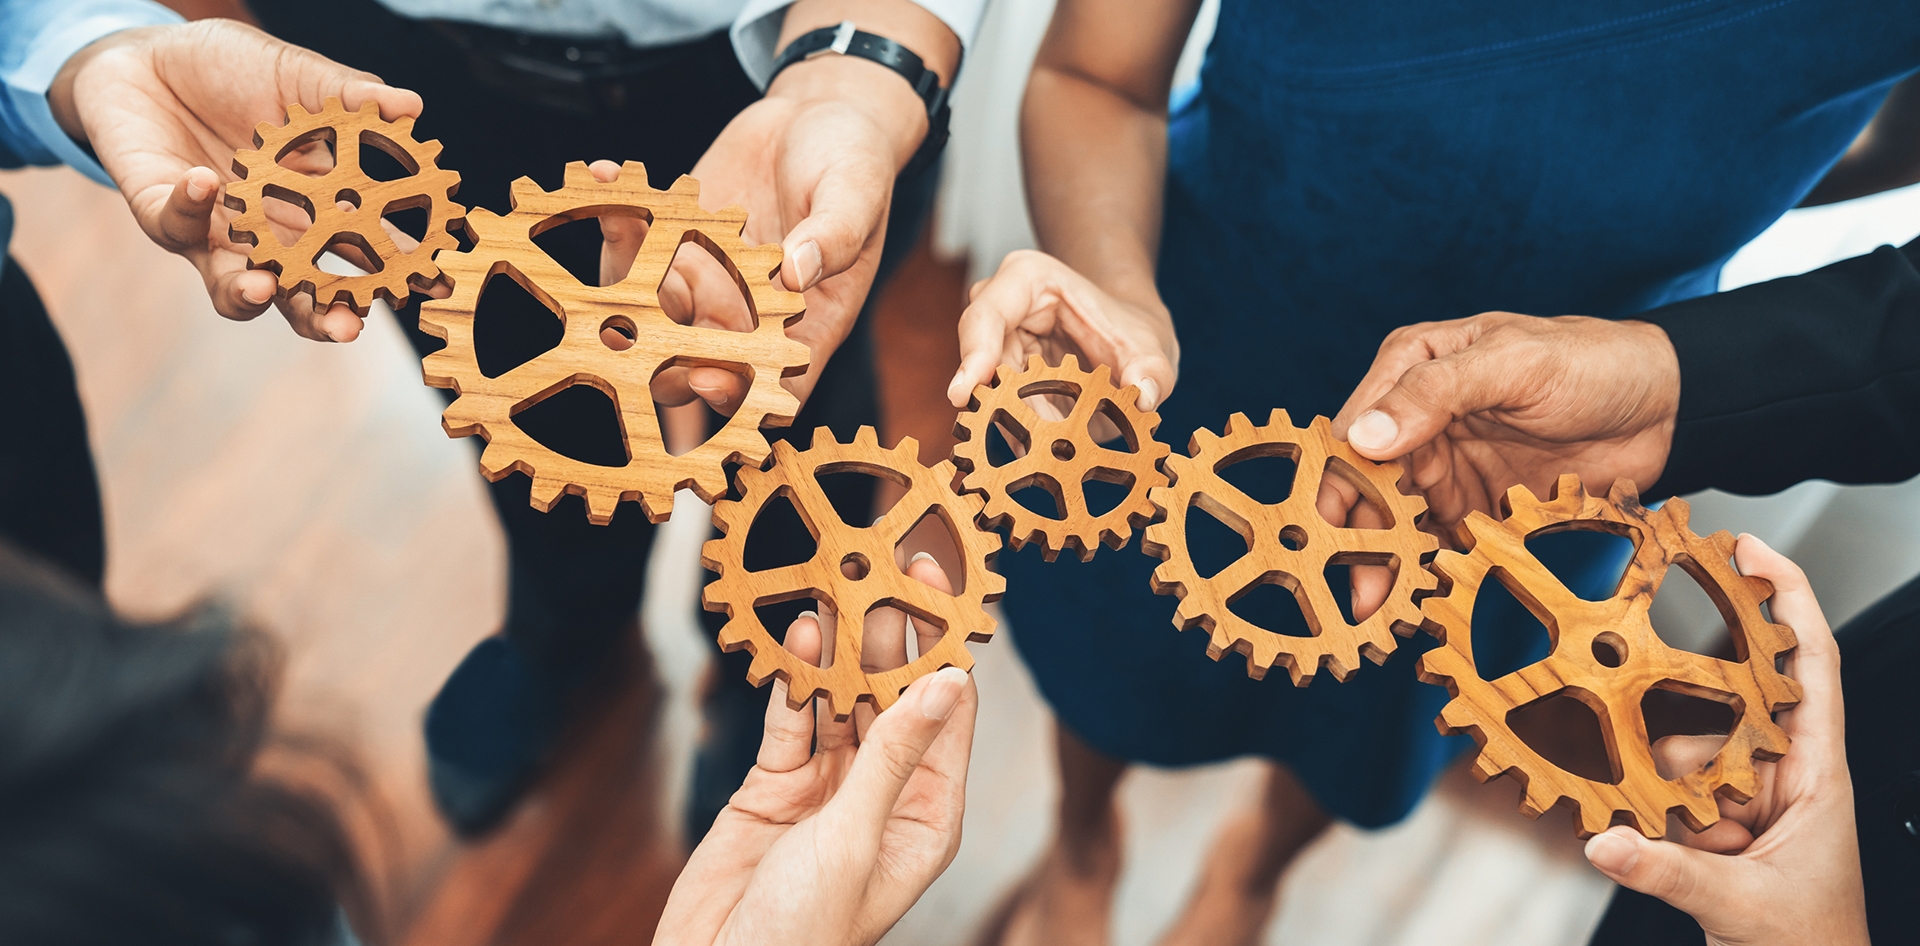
[
  {"xmin": 1581, "ymin": 534, "xmax": 1865, "ymax": 946},
  {"xmin": 654, "ymin": 554, "xmax": 976, "ymax": 946},
  {"xmin": 1327, "ymin": 311, "xmax": 1679, "ymax": 534},
  {"xmin": 947, "ymin": 249, "xmax": 1178, "ymax": 414},
  {"xmin": 599, "ymin": 37, "xmax": 931, "ymax": 413},
  {"xmin": 50, "ymin": 18, "xmax": 424, "ymax": 342}
]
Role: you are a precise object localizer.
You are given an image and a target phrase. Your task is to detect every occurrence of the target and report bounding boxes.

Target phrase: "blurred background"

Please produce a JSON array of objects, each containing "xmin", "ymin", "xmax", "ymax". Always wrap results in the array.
[{"xmin": 8, "ymin": 0, "xmax": 1919, "ymax": 943}]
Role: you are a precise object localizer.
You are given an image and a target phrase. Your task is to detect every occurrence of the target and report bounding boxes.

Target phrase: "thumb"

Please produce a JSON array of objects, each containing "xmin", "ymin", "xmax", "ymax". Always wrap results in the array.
[
  {"xmin": 778, "ymin": 163, "xmax": 888, "ymax": 292},
  {"xmin": 147, "ymin": 166, "xmax": 221, "ymax": 253},
  {"xmin": 1584, "ymin": 827, "xmax": 1754, "ymax": 923},
  {"xmin": 817, "ymin": 667, "xmax": 969, "ymax": 843},
  {"xmin": 1346, "ymin": 350, "xmax": 1502, "ymax": 460}
]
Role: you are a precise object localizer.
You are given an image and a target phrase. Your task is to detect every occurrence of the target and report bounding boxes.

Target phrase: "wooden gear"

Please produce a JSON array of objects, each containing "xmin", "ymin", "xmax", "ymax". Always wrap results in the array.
[
  {"xmin": 1142, "ymin": 411, "xmax": 1438, "ymax": 685},
  {"xmin": 951, "ymin": 354, "xmax": 1171, "ymax": 560},
  {"xmin": 227, "ymin": 97, "xmax": 463, "ymax": 314},
  {"xmin": 1417, "ymin": 475, "xmax": 1801, "ymax": 838},
  {"xmin": 420, "ymin": 161, "xmax": 810, "ymax": 524},
  {"xmin": 702, "ymin": 427, "xmax": 1005, "ymax": 720}
]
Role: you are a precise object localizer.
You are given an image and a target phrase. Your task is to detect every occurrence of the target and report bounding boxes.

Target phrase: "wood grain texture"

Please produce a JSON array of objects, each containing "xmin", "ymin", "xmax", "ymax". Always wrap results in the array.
[
  {"xmin": 1417, "ymin": 475, "xmax": 1803, "ymax": 839},
  {"xmin": 227, "ymin": 97, "xmax": 464, "ymax": 314},
  {"xmin": 951, "ymin": 354, "xmax": 1171, "ymax": 561},
  {"xmin": 419, "ymin": 161, "xmax": 810, "ymax": 524},
  {"xmin": 701, "ymin": 427, "xmax": 1005, "ymax": 719},
  {"xmin": 1142, "ymin": 410, "xmax": 1439, "ymax": 685}
]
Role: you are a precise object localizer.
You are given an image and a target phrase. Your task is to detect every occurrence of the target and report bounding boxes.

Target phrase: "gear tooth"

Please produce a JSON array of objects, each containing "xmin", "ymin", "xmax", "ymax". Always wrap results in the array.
[
  {"xmin": 853, "ymin": 426, "xmax": 879, "ymax": 447},
  {"xmin": 508, "ymin": 176, "xmax": 544, "ymax": 206},
  {"xmin": 669, "ymin": 173, "xmax": 704, "ymax": 195},
  {"xmin": 527, "ymin": 478, "xmax": 567, "ymax": 512},
  {"xmin": 1267, "ymin": 407, "xmax": 1293, "ymax": 429},
  {"xmin": 583, "ymin": 488, "xmax": 621, "ymax": 525},
  {"xmin": 1711, "ymin": 530, "xmax": 1738, "ymax": 559},
  {"xmin": 1223, "ymin": 412, "xmax": 1253, "ymax": 435},
  {"xmin": 286, "ymin": 102, "xmax": 311, "ymax": 120},
  {"xmin": 1057, "ymin": 352, "xmax": 1081, "ymax": 373},
  {"xmin": 700, "ymin": 536, "xmax": 729, "ymax": 568}
]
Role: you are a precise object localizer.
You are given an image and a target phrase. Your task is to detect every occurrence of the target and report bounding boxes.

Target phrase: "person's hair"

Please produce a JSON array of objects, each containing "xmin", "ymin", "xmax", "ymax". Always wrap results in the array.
[{"xmin": 0, "ymin": 542, "xmax": 361, "ymax": 945}]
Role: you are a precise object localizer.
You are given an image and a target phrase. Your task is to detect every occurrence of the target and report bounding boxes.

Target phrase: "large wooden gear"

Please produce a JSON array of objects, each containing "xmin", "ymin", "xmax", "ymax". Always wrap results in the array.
[
  {"xmin": 227, "ymin": 97, "xmax": 463, "ymax": 314},
  {"xmin": 1142, "ymin": 410, "xmax": 1439, "ymax": 685},
  {"xmin": 702, "ymin": 427, "xmax": 1005, "ymax": 719},
  {"xmin": 1417, "ymin": 475, "xmax": 1802, "ymax": 838},
  {"xmin": 951, "ymin": 354, "xmax": 1171, "ymax": 560},
  {"xmin": 420, "ymin": 161, "xmax": 810, "ymax": 524}
]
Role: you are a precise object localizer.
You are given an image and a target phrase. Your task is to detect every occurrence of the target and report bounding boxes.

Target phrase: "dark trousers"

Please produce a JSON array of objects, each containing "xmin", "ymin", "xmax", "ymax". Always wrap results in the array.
[
  {"xmin": 1590, "ymin": 573, "xmax": 1920, "ymax": 944},
  {"xmin": 0, "ymin": 256, "xmax": 105, "ymax": 590}
]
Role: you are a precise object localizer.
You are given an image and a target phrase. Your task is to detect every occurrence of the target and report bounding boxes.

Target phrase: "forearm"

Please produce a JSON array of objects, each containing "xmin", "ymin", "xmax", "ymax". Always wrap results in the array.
[
  {"xmin": 1645, "ymin": 237, "xmax": 1920, "ymax": 496},
  {"xmin": 767, "ymin": 0, "xmax": 959, "ymax": 169},
  {"xmin": 1019, "ymin": 0, "xmax": 1198, "ymax": 317},
  {"xmin": 1021, "ymin": 65, "xmax": 1170, "ymax": 315}
]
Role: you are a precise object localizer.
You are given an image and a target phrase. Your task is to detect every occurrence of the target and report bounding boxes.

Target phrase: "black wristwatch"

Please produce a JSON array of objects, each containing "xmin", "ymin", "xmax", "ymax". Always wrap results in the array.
[{"xmin": 767, "ymin": 20, "xmax": 953, "ymax": 177}]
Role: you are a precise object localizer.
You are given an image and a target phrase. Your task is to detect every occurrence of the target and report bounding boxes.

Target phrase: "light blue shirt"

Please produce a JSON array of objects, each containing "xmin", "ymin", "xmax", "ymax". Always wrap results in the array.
[{"xmin": 0, "ymin": 0, "xmax": 183, "ymax": 184}]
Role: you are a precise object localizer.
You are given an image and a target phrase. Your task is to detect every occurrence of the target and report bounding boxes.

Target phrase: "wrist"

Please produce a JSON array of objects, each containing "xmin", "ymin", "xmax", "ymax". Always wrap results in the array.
[
  {"xmin": 765, "ymin": 54, "xmax": 928, "ymax": 167},
  {"xmin": 49, "ymin": 26, "xmax": 159, "ymax": 147}
]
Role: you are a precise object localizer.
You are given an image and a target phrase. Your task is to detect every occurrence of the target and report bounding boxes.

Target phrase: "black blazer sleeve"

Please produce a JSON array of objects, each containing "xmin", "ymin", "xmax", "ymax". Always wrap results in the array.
[{"xmin": 1642, "ymin": 237, "xmax": 1920, "ymax": 498}]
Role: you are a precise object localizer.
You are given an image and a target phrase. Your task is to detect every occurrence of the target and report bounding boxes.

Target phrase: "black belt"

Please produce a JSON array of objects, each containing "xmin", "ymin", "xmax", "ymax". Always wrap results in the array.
[{"xmin": 427, "ymin": 20, "xmax": 726, "ymax": 117}]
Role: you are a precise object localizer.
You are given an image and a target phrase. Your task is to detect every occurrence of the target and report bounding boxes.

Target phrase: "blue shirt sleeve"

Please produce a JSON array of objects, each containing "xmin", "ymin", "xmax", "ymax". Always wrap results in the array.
[{"xmin": 0, "ymin": 0, "xmax": 184, "ymax": 186}]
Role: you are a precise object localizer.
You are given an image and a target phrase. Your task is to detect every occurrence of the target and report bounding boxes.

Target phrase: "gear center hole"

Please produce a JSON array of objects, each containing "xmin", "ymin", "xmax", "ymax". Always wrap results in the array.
[
  {"xmin": 1591, "ymin": 631, "xmax": 1628, "ymax": 668},
  {"xmin": 600, "ymin": 315, "xmax": 637, "ymax": 352},
  {"xmin": 1051, "ymin": 439, "xmax": 1076, "ymax": 461},
  {"xmin": 1279, "ymin": 525, "xmax": 1308, "ymax": 552},
  {"xmin": 841, "ymin": 552, "xmax": 871, "ymax": 580}
]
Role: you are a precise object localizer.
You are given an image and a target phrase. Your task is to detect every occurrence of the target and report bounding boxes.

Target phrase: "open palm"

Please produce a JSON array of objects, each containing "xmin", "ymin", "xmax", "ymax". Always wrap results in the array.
[{"xmin": 59, "ymin": 18, "xmax": 422, "ymax": 340}]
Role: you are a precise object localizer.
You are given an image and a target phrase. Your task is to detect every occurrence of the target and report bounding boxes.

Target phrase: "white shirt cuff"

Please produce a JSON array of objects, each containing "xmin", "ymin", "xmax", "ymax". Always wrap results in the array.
[
  {"xmin": 729, "ymin": 0, "xmax": 985, "ymax": 91},
  {"xmin": 4, "ymin": 4, "xmax": 184, "ymax": 187}
]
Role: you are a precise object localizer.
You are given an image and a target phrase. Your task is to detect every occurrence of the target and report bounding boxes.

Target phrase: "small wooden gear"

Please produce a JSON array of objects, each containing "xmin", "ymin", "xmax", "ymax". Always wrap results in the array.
[
  {"xmin": 702, "ymin": 427, "xmax": 1006, "ymax": 719},
  {"xmin": 420, "ymin": 161, "xmax": 810, "ymax": 524},
  {"xmin": 1417, "ymin": 475, "xmax": 1802, "ymax": 838},
  {"xmin": 951, "ymin": 354, "xmax": 1171, "ymax": 560},
  {"xmin": 227, "ymin": 97, "xmax": 463, "ymax": 314},
  {"xmin": 1142, "ymin": 410, "xmax": 1439, "ymax": 685}
]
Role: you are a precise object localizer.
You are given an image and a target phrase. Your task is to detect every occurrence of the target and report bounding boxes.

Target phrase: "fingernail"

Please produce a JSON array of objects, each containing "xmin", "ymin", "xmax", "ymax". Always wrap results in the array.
[
  {"xmin": 1135, "ymin": 377, "xmax": 1161, "ymax": 411},
  {"xmin": 1349, "ymin": 410, "xmax": 1399, "ymax": 452},
  {"xmin": 186, "ymin": 178, "xmax": 212, "ymax": 202},
  {"xmin": 909, "ymin": 551, "xmax": 936, "ymax": 566},
  {"xmin": 947, "ymin": 368, "xmax": 968, "ymax": 404},
  {"xmin": 790, "ymin": 240, "xmax": 823, "ymax": 291},
  {"xmin": 242, "ymin": 285, "xmax": 273, "ymax": 305},
  {"xmin": 797, "ymin": 610, "xmax": 819, "ymax": 622},
  {"xmin": 689, "ymin": 379, "xmax": 730, "ymax": 409},
  {"xmin": 1584, "ymin": 831, "xmax": 1640, "ymax": 876},
  {"xmin": 919, "ymin": 666, "xmax": 968, "ymax": 720}
]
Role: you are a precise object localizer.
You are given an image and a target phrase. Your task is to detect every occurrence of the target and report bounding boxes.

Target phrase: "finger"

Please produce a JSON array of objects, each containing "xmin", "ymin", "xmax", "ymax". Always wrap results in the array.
[
  {"xmin": 1343, "ymin": 345, "xmax": 1513, "ymax": 460},
  {"xmin": 338, "ymin": 76, "xmax": 425, "ymax": 122},
  {"xmin": 757, "ymin": 611, "xmax": 824, "ymax": 773},
  {"xmin": 815, "ymin": 666, "xmax": 971, "ymax": 847},
  {"xmin": 1651, "ymin": 734, "xmax": 1731, "ymax": 780},
  {"xmin": 1584, "ymin": 826, "xmax": 1762, "ymax": 924},
  {"xmin": 687, "ymin": 366, "xmax": 751, "ymax": 416},
  {"xmin": 150, "ymin": 167, "xmax": 221, "ymax": 253},
  {"xmin": 206, "ymin": 258, "xmax": 278, "ymax": 322},
  {"xmin": 905, "ymin": 552, "xmax": 952, "ymax": 659},
  {"xmin": 812, "ymin": 607, "xmax": 859, "ymax": 751},
  {"xmin": 776, "ymin": 160, "xmax": 889, "ymax": 292},
  {"xmin": 650, "ymin": 366, "xmax": 701, "ymax": 407},
  {"xmin": 1733, "ymin": 534, "xmax": 1840, "ymax": 744},
  {"xmin": 950, "ymin": 290, "xmax": 1013, "ymax": 407},
  {"xmin": 1678, "ymin": 817, "xmax": 1758, "ymax": 855},
  {"xmin": 593, "ymin": 160, "xmax": 650, "ymax": 285}
]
